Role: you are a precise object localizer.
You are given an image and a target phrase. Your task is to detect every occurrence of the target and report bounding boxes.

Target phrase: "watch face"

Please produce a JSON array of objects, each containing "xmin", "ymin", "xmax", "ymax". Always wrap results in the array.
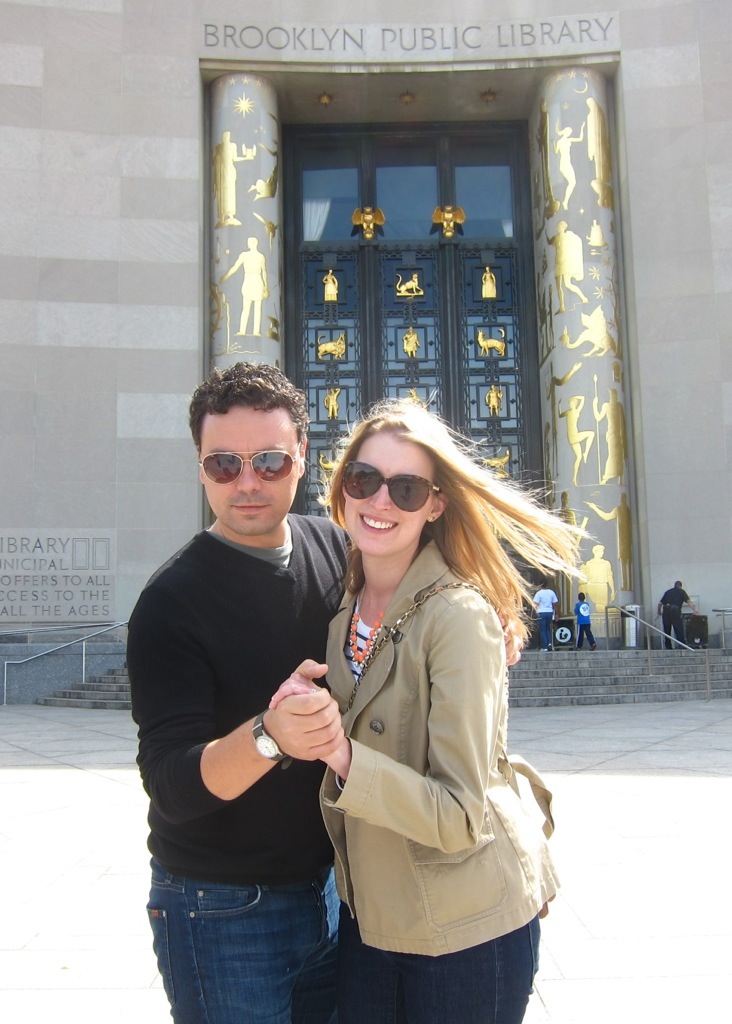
[{"xmin": 255, "ymin": 734, "xmax": 281, "ymax": 759}]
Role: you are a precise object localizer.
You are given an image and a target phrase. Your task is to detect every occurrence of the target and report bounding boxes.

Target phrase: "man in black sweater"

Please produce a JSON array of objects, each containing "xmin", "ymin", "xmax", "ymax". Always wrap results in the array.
[
  {"xmin": 128, "ymin": 363, "xmax": 348, "ymax": 1024},
  {"xmin": 657, "ymin": 580, "xmax": 699, "ymax": 649}
]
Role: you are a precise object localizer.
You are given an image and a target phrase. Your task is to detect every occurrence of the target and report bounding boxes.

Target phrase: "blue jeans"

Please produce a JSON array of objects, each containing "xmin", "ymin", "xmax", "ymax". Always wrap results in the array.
[
  {"xmin": 537, "ymin": 613, "xmax": 554, "ymax": 649},
  {"xmin": 336, "ymin": 905, "xmax": 540, "ymax": 1024},
  {"xmin": 147, "ymin": 858, "xmax": 338, "ymax": 1024}
]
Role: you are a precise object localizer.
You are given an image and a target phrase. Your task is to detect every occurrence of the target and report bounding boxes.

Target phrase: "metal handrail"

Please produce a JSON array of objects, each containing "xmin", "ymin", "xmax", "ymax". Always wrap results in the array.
[
  {"xmin": 605, "ymin": 606, "xmax": 711, "ymax": 702},
  {"xmin": 2, "ymin": 621, "xmax": 128, "ymax": 706},
  {"xmin": 0, "ymin": 621, "xmax": 127, "ymax": 640},
  {"xmin": 712, "ymin": 609, "xmax": 732, "ymax": 649}
]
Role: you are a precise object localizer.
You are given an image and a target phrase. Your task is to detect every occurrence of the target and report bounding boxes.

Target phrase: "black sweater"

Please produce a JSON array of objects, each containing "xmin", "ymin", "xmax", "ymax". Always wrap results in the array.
[{"xmin": 128, "ymin": 516, "xmax": 348, "ymax": 885}]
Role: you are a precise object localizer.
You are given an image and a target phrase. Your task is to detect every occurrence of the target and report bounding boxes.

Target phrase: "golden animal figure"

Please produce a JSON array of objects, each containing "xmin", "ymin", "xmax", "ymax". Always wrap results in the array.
[
  {"xmin": 249, "ymin": 159, "xmax": 278, "ymax": 199},
  {"xmin": 318, "ymin": 452, "xmax": 337, "ymax": 472},
  {"xmin": 476, "ymin": 328, "xmax": 506, "ymax": 357},
  {"xmin": 351, "ymin": 206, "xmax": 385, "ymax": 240},
  {"xmin": 486, "ymin": 384, "xmax": 504, "ymax": 417},
  {"xmin": 564, "ymin": 305, "xmax": 617, "ymax": 358},
  {"xmin": 431, "ymin": 204, "xmax": 466, "ymax": 238},
  {"xmin": 402, "ymin": 326, "xmax": 420, "ymax": 358},
  {"xmin": 317, "ymin": 332, "xmax": 346, "ymax": 360},
  {"xmin": 253, "ymin": 212, "xmax": 278, "ymax": 250},
  {"xmin": 395, "ymin": 273, "xmax": 424, "ymax": 297},
  {"xmin": 324, "ymin": 387, "xmax": 341, "ymax": 420},
  {"xmin": 482, "ymin": 449, "xmax": 511, "ymax": 478}
]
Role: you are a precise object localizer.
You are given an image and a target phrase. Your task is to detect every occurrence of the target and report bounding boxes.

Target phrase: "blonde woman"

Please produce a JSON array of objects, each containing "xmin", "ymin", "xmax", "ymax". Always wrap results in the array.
[{"xmin": 271, "ymin": 399, "xmax": 581, "ymax": 1024}]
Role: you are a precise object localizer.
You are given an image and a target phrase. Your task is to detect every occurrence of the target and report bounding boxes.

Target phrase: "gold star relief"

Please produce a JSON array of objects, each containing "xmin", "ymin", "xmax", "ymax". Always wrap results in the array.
[
  {"xmin": 594, "ymin": 286, "xmax": 606, "ymax": 299},
  {"xmin": 234, "ymin": 94, "xmax": 254, "ymax": 116},
  {"xmin": 589, "ymin": 266, "xmax": 601, "ymax": 280}
]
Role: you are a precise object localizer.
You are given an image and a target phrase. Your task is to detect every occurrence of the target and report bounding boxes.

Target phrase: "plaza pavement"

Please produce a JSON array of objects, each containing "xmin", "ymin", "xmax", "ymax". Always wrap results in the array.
[{"xmin": 1, "ymin": 698, "xmax": 731, "ymax": 1023}]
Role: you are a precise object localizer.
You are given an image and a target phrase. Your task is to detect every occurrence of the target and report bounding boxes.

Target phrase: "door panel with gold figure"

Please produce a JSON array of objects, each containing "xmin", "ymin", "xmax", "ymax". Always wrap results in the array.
[{"xmin": 283, "ymin": 124, "xmax": 540, "ymax": 514}]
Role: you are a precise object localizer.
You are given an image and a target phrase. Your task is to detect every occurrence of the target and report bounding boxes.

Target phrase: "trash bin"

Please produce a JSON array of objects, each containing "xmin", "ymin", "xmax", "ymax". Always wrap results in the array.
[
  {"xmin": 552, "ymin": 617, "xmax": 575, "ymax": 649},
  {"xmin": 622, "ymin": 605, "xmax": 641, "ymax": 648},
  {"xmin": 684, "ymin": 614, "xmax": 708, "ymax": 649}
]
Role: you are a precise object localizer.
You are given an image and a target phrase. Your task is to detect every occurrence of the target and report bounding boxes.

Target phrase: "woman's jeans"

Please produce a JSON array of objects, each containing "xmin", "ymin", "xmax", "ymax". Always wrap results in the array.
[
  {"xmin": 336, "ymin": 905, "xmax": 540, "ymax": 1024},
  {"xmin": 147, "ymin": 858, "xmax": 338, "ymax": 1024},
  {"xmin": 537, "ymin": 612, "xmax": 554, "ymax": 649}
]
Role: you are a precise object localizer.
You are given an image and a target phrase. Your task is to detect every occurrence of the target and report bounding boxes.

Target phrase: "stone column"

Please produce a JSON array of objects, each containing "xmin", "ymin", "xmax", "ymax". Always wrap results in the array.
[
  {"xmin": 209, "ymin": 73, "xmax": 282, "ymax": 371},
  {"xmin": 530, "ymin": 68, "xmax": 634, "ymax": 624}
]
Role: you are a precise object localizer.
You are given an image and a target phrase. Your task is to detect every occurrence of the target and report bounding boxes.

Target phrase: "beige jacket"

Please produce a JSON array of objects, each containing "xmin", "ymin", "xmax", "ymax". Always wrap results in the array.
[{"xmin": 321, "ymin": 542, "xmax": 559, "ymax": 955}]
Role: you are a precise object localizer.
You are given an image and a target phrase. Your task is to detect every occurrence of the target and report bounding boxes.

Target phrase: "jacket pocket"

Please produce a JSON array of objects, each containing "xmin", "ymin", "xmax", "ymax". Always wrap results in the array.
[{"xmin": 407, "ymin": 828, "xmax": 508, "ymax": 930}]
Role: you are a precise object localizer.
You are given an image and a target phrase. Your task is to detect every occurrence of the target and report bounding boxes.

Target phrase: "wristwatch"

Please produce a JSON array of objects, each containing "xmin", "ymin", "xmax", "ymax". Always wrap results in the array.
[{"xmin": 252, "ymin": 712, "xmax": 287, "ymax": 761}]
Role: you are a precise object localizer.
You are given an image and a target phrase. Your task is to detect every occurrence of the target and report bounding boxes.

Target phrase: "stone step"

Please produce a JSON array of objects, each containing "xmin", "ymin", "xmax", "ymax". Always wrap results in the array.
[
  {"xmin": 37, "ymin": 696, "xmax": 132, "ymax": 710},
  {"xmin": 36, "ymin": 666, "xmax": 132, "ymax": 710}
]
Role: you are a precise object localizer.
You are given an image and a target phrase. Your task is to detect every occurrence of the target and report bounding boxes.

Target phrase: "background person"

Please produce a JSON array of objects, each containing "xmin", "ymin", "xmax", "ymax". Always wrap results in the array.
[
  {"xmin": 574, "ymin": 591, "xmax": 597, "ymax": 650},
  {"xmin": 128, "ymin": 362, "xmax": 348, "ymax": 1024},
  {"xmin": 533, "ymin": 579, "xmax": 559, "ymax": 651},
  {"xmin": 272, "ymin": 399, "xmax": 581, "ymax": 1024},
  {"xmin": 657, "ymin": 580, "xmax": 699, "ymax": 649}
]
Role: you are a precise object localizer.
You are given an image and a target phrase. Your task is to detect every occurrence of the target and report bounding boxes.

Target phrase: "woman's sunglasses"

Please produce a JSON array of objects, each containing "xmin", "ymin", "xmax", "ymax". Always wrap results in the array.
[
  {"xmin": 343, "ymin": 461, "xmax": 440, "ymax": 512},
  {"xmin": 199, "ymin": 450, "xmax": 296, "ymax": 484}
]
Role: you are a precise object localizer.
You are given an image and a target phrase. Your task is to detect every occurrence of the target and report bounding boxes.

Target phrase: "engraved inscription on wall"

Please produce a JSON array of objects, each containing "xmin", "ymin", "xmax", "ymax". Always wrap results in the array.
[{"xmin": 0, "ymin": 530, "xmax": 116, "ymax": 622}]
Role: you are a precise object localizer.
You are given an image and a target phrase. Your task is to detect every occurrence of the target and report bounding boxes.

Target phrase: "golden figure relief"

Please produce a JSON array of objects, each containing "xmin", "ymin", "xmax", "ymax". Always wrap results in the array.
[
  {"xmin": 592, "ymin": 380, "xmax": 627, "ymax": 485},
  {"xmin": 316, "ymin": 332, "xmax": 346, "ymax": 360},
  {"xmin": 476, "ymin": 328, "xmax": 506, "ymax": 357},
  {"xmin": 557, "ymin": 492, "xmax": 589, "ymax": 613},
  {"xmin": 554, "ymin": 118, "xmax": 585, "ymax": 211},
  {"xmin": 482, "ymin": 449, "xmax": 511, "ymax": 478},
  {"xmin": 220, "ymin": 237, "xmax": 269, "ymax": 337},
  {"xmin": 586, "ymin": 97, "xmax": 614, "ymax": 210},
  {"xmin": 212, "ymin": 130, "xmax": 245, "ymax": 228},
  {"xmin": 406, "ymin": 389, "xmax": 427, "ymax": 406},
  {"xmin": 395, "ymin": 272, "xmax": 424, "ymax": 297},
  {"xmin": 536, "ymin": 100, "xmax": 561, "ymax": 222},
  {"xmin": 563, "ymin": 305, "xmax": 618, "ymax": 358},
  {"xmin": 486, "ymin": 384, "xmax": 504, "ymax": 417},
  {"xmin": 266, "ymin": 315, "xmax": 279, "ymax": 341},
  {"xmin": 322, "ymin": 269, "xmax": 338, "ymax": 303},
  {"xmin": 580, "ymin": 543, "xmax": 616, "ymax": 613},
  {"xmin": 324, "ymin": 387, "xmax": 341, "ymax": 420},
  {"xmin": 402, "ymin": 326, "xmax": 420, "ymax": 358},
  {"xmin": 558, "ymin": 395, "xmax": 594, "ymax": 485},
  {"xmin": 585, "ymin": 492, "xmax": 633, "ymax": 591},
  {"xmin": 253, "ymin": 212, "xmax": 278, "ymax": 250},
  {"xmin": 318, "ymin": 452, "xmax": 337, "ymax": 472},
  {"xmin": 431, "ymin": 205, "xmax": 466, "ymax": 238},
  {"xmin": 587, "ymin": 220, "xmax": 607, "ymax": 250},
  {"xmin": 546, "ymin": 220, "xmax": 588, "ymax": 313},
  {"xmin": 481, "ymin": 266, "xmax": 497, "ymax": 299},
  {"xmin": 209, "ymin": 281, "xmax": 231, "ymax": 350},
  {"xmin": 351, "ymin": 206, "xmax": 385, "ymax": 240},
  {"xmin": 241, "ymin": 144, "xmax": 257, "ymax": 160},
  {"xmin": 545, "ymin": 361, "xmax": 582, "ymax": 474}
]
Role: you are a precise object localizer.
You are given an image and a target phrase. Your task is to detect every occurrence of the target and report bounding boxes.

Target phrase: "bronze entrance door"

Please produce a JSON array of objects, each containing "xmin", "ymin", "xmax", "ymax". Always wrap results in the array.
[{"xmin": 283, "ymin": 124, "xmax": 541, "ymax": 514}]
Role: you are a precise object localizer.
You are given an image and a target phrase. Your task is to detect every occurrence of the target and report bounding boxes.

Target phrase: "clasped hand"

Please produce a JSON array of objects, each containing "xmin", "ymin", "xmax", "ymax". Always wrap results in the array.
[{"xmin": 265, "ymin": 660, "xmax": 350, "ymax": 772}]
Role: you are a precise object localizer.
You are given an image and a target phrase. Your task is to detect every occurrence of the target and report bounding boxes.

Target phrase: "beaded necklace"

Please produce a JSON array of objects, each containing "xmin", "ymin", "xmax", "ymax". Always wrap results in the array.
[{"xmin": 349, "ymin": 598, "xmax": 385, "ymax": 665}]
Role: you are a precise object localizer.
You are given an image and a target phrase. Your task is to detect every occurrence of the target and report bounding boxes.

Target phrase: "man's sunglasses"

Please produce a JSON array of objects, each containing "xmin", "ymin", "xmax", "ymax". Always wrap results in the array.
[
  {"xmin": 343, "ymin": 461, "xmax": 440, "ymax": 512},
  {"xmin": 199, "ymin": 450, "xmax": 296, "ymax": 484}
]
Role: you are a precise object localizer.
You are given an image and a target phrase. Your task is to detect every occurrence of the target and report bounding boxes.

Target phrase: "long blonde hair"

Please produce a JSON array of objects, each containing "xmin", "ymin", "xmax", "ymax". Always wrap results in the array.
[{"xmin": 326, "ymin": 400, "xmax": 582, "ymax": 641}]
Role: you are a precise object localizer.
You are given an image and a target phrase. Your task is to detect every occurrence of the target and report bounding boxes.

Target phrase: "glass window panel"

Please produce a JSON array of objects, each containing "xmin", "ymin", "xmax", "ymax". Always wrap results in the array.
[
  {"xmin": 302, "ymin": 157, "xmax": 359, "ymax": 241},
  {"xmin": 376, "ymin": 148, "xmax": 437, "ymax": 239},
  {"xmin": 455, "ymin": 165, "xmax": 513, "ymax": 239}
]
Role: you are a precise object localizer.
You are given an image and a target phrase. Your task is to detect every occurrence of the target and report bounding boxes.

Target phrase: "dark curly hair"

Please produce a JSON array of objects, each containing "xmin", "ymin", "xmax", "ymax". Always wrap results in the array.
[{"xmin": 189, "ymin": 362, "xmax": 309, "ymax": 450}]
